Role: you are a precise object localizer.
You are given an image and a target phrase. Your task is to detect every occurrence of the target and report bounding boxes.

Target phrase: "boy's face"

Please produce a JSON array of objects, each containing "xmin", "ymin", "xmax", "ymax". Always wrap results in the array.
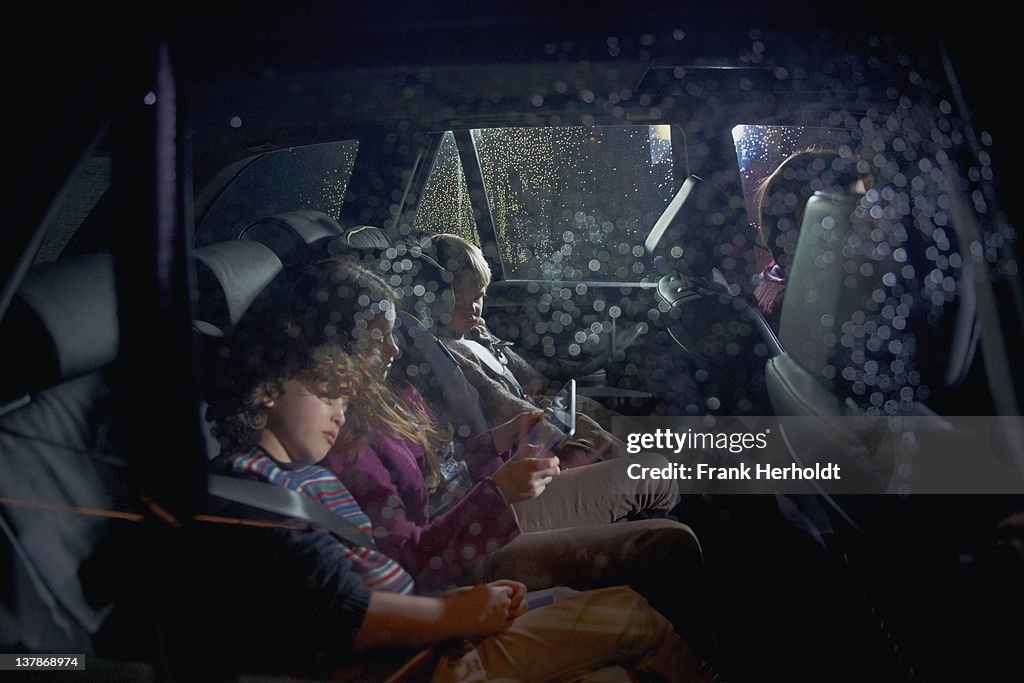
[
  {"xmin": 451, "ymin": 277, "xmax": 486, "ymax": 335},
  {"xmin": 259, "ymin": 378, "xmax": 347, "ymax": 465}
]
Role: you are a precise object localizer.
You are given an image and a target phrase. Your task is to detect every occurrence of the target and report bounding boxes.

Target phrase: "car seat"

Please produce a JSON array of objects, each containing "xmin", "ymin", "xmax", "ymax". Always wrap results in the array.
[
  {"xmin": 765, "ymin": 189, "xmax": 980, "ymax": 492},
  {"xmin": 192, "ymin": 239, "xmax": 290, "ymax": 460},
  {"xmin": 0, "ymin": 253, "xmax": 127, "ymax": 653},
  {"xmin": 193, "ymin": 239, "xmax": 284, "ymax": 337},
  {"xmin": 761, "ymin": 188, "xmax": 1024, "ymax": 683},
  {"xmin": 239, "ymin": 209, "xmax": 344, "ymax": 268}
]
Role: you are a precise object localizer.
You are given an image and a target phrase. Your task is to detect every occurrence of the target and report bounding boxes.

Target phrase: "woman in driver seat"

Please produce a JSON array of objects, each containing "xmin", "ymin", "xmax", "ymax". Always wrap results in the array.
[{"xmin": 751, "ymin": 146, "xmax": 873, "ymax": 330}]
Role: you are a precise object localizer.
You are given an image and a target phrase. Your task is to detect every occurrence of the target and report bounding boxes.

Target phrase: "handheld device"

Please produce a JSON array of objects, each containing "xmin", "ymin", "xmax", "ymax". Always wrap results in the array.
[{"xmin": 530, "ymin": 379, "xmax": 576, "ymax": 451}]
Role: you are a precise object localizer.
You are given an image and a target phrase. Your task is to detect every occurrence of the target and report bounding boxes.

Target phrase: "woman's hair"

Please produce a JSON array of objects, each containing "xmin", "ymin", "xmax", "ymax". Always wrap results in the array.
[
  {"xmin": 753, "ymin": 146, "xmax": 869, "ymax": 264},
  {"xmin": 430, "ymin": 233, "xmax": 492, "ymax": 290},
  {"xmin": 290, "ymin": 257, "xmax": 452, "ymax": 486},
  {"xmin": 749, "ymin": 146, "xmax": 872, "ymax": 325}
]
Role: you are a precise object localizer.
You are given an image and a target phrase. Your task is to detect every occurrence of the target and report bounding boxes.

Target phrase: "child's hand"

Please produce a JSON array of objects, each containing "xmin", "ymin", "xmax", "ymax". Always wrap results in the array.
[
  {"xmin": 489, "ymin": 441, "xmax": 560, "ymax": 503},
  {"xmin": 487, "ymin": 579, "xmax": 528, "ymax": 620},
  {"xmin": 444, "ymin": 583, "xmax": 517, "ymax": 637}
]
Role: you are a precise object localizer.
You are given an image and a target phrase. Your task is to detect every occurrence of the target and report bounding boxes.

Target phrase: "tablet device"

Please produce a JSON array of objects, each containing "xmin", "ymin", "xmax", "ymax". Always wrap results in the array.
[{"xmin": 532, "ymin": 379, "xmax": 576, "ymax": 451}]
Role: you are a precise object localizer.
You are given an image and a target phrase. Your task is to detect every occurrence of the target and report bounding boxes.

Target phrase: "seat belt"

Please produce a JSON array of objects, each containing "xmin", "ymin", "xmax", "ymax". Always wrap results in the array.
[
  {"xmin": 459, "ymin": 338, "xmax": 527, "ymax": 398},
  {"xmin": 206, "ymin": 474, "xmax": 376, "ymax": 549}
]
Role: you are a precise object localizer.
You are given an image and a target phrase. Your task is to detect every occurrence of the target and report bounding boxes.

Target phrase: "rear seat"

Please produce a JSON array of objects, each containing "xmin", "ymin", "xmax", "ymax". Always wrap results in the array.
[
  {"xmin": 193, "ymin": 239, "xmax": 288, "ymax": 458},
  {"xmin": 193, "ymin": 239, "xmax": 284, "ymax": 337}
]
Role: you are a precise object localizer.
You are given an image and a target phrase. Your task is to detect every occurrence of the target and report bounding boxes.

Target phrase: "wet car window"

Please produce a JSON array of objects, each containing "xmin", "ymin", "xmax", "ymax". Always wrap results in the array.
[
  {"xmin": 472, "ymin": 125, "xmax": 676, "ymax": 281},
  {"xmin": 412, "ymin": 131, "xmax": 478, "ymax": 244},
  {"xmin": 196, "ymin": 139, "xmax": 358, "ymax": 245}
]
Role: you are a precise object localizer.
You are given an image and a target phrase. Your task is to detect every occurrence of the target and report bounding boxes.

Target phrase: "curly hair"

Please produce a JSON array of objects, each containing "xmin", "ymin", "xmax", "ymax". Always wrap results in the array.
[
  {"xmin": 288, "ymin": 257, "xmax": 453, "ymax": 487},
  {"xmin": 206, "ymin": 332, "xmax": 363, "ymax": 454}
]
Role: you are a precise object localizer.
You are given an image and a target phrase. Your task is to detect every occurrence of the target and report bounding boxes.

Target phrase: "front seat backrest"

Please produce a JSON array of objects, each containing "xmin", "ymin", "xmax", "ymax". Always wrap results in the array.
[
  {"xmin": 766, "ymin": 189, "xmax": 979, "ymax": 493},
  {"xmin": 0, "ymin": 253, "xmax": 126, "ymax": 652},
  {"xmin": 774, "ymin": 190, "xmax": 976, "ymax": 416}
]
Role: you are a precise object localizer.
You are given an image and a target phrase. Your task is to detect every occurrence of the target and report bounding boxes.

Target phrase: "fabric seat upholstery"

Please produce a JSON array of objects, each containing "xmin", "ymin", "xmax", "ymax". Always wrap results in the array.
[{"xmin": 0, "ymin": 254, "xmax": 127, "ymax": 652}]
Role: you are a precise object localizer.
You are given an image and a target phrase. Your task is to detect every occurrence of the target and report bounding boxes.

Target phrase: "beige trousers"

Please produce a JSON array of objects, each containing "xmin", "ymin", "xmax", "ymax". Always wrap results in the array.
[
  {"xmin": 430, "ymin": 586, "xmax": 705, "ymax": 683},
  {"xmin": 511, "ymin": 454, "xmax": 679, "ymax": 532}
]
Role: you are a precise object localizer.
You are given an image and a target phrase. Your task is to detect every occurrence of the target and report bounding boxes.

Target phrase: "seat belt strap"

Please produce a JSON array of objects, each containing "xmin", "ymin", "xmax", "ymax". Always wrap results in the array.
[
  {"xmin": 460, "ymin": 339, "xmax": 526, "ymax": 398},
  {"xmin": 206, "ymin": 474, "xmax": 376, "ymax": 549}
]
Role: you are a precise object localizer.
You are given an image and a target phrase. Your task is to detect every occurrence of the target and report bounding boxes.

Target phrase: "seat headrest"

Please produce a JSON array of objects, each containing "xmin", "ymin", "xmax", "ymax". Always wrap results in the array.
[
  {"xmin": 239, "ymin": 210, "xmax": 344, "ymax": 267},
  {"xmin": 322, "ymin": 225, "xmax": 393, "ymax": 259},
  {"xmin": 779, "ymin": 190, "xmax": 976, "ymax": 413},
  {"xmin": 0, "ymin": 253, "xmax": 117, "ymax": 402},
  {"xmin": 344, "ymin": 225, "xmax": 391, "ymax": 249},
  {"xmin": 397, "ymin": 250, "xmax": 456, "ymax": 332},
  {"xmin": 194, "ymin": 240, "xmax": 283, "ymax": 336}
]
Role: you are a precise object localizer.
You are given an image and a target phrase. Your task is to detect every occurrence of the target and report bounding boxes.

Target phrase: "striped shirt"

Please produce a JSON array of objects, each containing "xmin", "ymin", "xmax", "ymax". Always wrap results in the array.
[{"xmin": 222, "ymin": 448, "xmax": 415, "ymax": 595}]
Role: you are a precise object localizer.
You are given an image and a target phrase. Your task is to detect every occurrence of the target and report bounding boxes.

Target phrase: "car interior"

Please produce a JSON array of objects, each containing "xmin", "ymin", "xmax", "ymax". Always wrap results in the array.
[{"xmin": 3, "ymin": 3, "xmax": 1023, "ymax": 681}]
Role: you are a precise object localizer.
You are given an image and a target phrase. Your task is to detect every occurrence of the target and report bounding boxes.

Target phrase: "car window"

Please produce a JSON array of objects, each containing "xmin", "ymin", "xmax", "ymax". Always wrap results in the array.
[
  {"xmin": 412, "ymin": 131, "xmax": 478, "ymax": 245},
  {"xmin": 196, "ymin": 139, "xmax": 358, "ymax": 245},
  {"xmin": 471, "ymin": 125, "xmax": 676, "ymax": 282}
]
